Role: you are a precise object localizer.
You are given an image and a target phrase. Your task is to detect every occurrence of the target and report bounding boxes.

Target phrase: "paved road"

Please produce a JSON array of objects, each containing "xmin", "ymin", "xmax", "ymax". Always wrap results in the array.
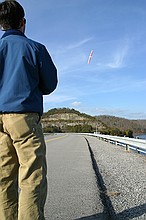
[
  {"xmin": 44, "ymin": 134, "xmax": 106, "ymax": 220},
  {"xmin": 44, "ymin": 134, "xmax": 146, "ymax": 220}
]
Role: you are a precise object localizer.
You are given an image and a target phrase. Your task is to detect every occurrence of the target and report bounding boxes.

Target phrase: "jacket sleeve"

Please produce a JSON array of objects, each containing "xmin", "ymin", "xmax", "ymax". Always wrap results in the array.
[{"xmin": 38, "ymin": 45, "xmax": 58, "ymax": 95}]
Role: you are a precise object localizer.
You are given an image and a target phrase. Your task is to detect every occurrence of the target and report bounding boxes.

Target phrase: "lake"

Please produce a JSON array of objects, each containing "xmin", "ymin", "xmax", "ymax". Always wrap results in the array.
[{"xmin": 137, "ymin": 134, "xmax": 146, "ymax": 140}]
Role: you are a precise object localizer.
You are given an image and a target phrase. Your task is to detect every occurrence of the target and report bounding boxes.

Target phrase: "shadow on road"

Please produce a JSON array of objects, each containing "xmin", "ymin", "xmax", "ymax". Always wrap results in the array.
[
  {"xmin": 74, "ymin": 213, "xmax": 108, "ymax": 220},
  {"xmin": 117, "ymin": 203, "xmax": 146, "ymax": 219},
  {"xmin": 75, "ymin": 203, "xmax": 146, "ymax": 220}
]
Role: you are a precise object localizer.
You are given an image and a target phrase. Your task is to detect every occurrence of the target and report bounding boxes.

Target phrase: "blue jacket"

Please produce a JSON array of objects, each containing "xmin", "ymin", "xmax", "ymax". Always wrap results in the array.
[{"xmin": 0, "ymin": 30, "xmax": 57, "ymax": 115}]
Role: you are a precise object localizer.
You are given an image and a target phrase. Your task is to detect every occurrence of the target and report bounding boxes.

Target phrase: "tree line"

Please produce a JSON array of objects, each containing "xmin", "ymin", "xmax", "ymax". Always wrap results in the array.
[{"xmin": 43, "ymin": 124, "xmax": 133, "ymax": 138}]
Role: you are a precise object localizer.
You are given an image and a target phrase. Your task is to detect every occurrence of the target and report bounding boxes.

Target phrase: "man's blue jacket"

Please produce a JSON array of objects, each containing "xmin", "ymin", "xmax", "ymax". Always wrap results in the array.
[{"xmin": 0, "ymin": 30, "xmax": 57, "ymax": 115}]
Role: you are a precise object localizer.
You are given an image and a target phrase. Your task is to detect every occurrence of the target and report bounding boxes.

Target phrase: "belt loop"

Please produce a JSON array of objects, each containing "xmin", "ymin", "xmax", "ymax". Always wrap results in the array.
[{"xmin": 38, "ymin": 114, "xmax": 41, "ymax": 123}]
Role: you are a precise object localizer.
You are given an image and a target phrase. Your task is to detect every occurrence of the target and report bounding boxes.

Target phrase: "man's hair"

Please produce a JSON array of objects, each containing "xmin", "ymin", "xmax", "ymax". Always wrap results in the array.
[{"xmin": 0, "ymin": 0, "xmax": 25, "ymax": 30}]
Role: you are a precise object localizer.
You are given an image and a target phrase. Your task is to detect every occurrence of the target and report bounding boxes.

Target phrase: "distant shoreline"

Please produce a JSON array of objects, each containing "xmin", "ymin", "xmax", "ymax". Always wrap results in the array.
[{"xmin": 135, "ymin": 134, "xmax": 146, "ymax": 140}]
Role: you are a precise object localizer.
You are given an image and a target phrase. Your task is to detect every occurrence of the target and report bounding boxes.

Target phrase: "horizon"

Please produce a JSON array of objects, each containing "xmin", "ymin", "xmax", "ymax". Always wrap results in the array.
[{"xmin": 43, "ymin": 107, "xmax": 146, "ymax": 121}]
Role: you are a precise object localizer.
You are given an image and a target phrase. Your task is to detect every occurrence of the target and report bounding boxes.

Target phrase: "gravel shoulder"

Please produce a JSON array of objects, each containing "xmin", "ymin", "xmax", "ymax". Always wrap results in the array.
[{"xmin": 84, "ymin": 135, "xmax": 146, "ymax": 220}]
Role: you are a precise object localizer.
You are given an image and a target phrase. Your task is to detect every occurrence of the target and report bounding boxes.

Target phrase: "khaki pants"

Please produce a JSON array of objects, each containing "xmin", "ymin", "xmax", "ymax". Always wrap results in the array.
[{"xmin": 0, "ymin": 113, "xmax": 47, "ymax": 220}]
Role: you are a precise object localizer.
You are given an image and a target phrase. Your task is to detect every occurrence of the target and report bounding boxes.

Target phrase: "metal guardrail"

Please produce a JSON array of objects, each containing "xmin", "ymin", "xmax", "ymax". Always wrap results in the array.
[{"xmin": 84, "ymin": 133, "xmax": 146, "ymax": 155}]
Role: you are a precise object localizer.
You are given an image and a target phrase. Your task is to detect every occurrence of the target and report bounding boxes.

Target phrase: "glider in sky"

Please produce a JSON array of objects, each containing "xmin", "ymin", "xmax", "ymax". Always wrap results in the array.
[{"xmin": 87, "ymin": 50, "xmax": 94, "ymax": 64}]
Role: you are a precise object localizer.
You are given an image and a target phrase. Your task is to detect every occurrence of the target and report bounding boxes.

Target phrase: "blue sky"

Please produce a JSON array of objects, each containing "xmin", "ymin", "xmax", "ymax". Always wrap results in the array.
[{"xmin": 1, "ymin": 0, "xmax": 146, "ymax": 119}]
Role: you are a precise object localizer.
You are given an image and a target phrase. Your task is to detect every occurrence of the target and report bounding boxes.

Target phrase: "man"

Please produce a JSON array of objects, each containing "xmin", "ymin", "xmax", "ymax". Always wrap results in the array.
[{"xmin": 0, "ymin": 1, "xmax": 57, "ymax": 219}]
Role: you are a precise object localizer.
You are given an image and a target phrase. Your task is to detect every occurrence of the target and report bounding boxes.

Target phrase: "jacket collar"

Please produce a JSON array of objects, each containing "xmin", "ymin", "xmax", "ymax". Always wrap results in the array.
[{"xmin": 1, "ymin": 29, "xmax": 27, "ymax": 39}]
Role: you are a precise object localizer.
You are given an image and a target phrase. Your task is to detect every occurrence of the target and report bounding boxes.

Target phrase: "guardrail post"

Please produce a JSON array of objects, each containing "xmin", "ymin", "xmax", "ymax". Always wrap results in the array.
[
  {"xmin": 136, "ymin": 147, "xmax": 140, "ymax": 154},
  {"xmin": 126, "ymin": 144, "xmax": 130, "ymax": 151}
]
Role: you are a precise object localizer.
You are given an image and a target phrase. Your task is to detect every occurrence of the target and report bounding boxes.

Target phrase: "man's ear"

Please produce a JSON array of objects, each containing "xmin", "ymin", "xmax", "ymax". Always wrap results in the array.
[
  {"xmin": 19, "ymin": 18, "xmax": 26, "ymax": 33},
  {"xmin": 23, "ymin": 18, "xmax": 26, "ymax": 24},
  {"xmin": 19, "ymin": 18, "xmax": 25, "ymax": 29},
  {"xmin": 0, "ymin": 25, "xmax": 5, "ymax": 31},
  {"xmin": 21, "ymin": 18, "xmax": 26, "ymax": 26}
]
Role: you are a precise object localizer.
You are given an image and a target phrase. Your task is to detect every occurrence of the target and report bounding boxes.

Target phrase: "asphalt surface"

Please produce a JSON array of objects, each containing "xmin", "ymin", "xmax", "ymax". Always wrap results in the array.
[
  {"xmin": 44, "ymin": 134, "xmax": 106, "ymax": 220},
  {"xmin": 44, "ymin": 134, "xmax": 146, "ymax": 220}
]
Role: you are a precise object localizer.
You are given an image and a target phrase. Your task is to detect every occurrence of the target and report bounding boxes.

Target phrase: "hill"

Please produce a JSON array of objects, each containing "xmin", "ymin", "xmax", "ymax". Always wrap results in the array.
[
  {"xmin": 42, "ymin": 108, "xmax": 105, "ymax": 133},
  {"xmin": 96, "ymin": 115, "xmax": 146, "ymax": 134},
  {"xmin": 42, "ymin": 108, "xmax": 146, "ymax": 135}
]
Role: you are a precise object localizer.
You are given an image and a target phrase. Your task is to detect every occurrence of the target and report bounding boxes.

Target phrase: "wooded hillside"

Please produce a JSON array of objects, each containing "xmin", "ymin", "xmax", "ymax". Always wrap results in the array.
[{"xmin": 96, "ymin": 115, "xmax": 146, "ymax": 134}]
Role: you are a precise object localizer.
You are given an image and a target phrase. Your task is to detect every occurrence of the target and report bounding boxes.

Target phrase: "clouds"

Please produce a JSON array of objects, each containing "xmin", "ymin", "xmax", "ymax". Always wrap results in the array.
[
  {"xmin": 92, "ymin": 36, "xmax": 132, "ymax": 71},
  {"xmin": 71, "ymin": 101, "xmax": 82, "ymax": 107},
  {"xmin": 54, "ymin": 37, "xmax": 93, "ymax": 54},
  {"xmin": 43, "ymin": 94, "xmax": 74, "ymax": 104},
  {"xmin": 54, "ymin": 36, "xmax": 130, "ymax": 79},
  {"xmin": 106, "ymin": 44, "xmax": 129, "ymax": 69},
  {"xmin": 66, "ymin": 37, "xmax": 93, "ymax": 50},
  {"xmin": 53, "ymin": 37, "xmax": 93, "ymax": 75},
  {"xmin": 95, "ymin": 107, "xmax": 146, "ymax": 119}
]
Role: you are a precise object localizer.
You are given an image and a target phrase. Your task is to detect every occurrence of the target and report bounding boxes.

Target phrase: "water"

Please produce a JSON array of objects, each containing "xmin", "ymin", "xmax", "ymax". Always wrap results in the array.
[{"xmin": 137, "ymin": 134, "xmax": 146, "ymax": 140}]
